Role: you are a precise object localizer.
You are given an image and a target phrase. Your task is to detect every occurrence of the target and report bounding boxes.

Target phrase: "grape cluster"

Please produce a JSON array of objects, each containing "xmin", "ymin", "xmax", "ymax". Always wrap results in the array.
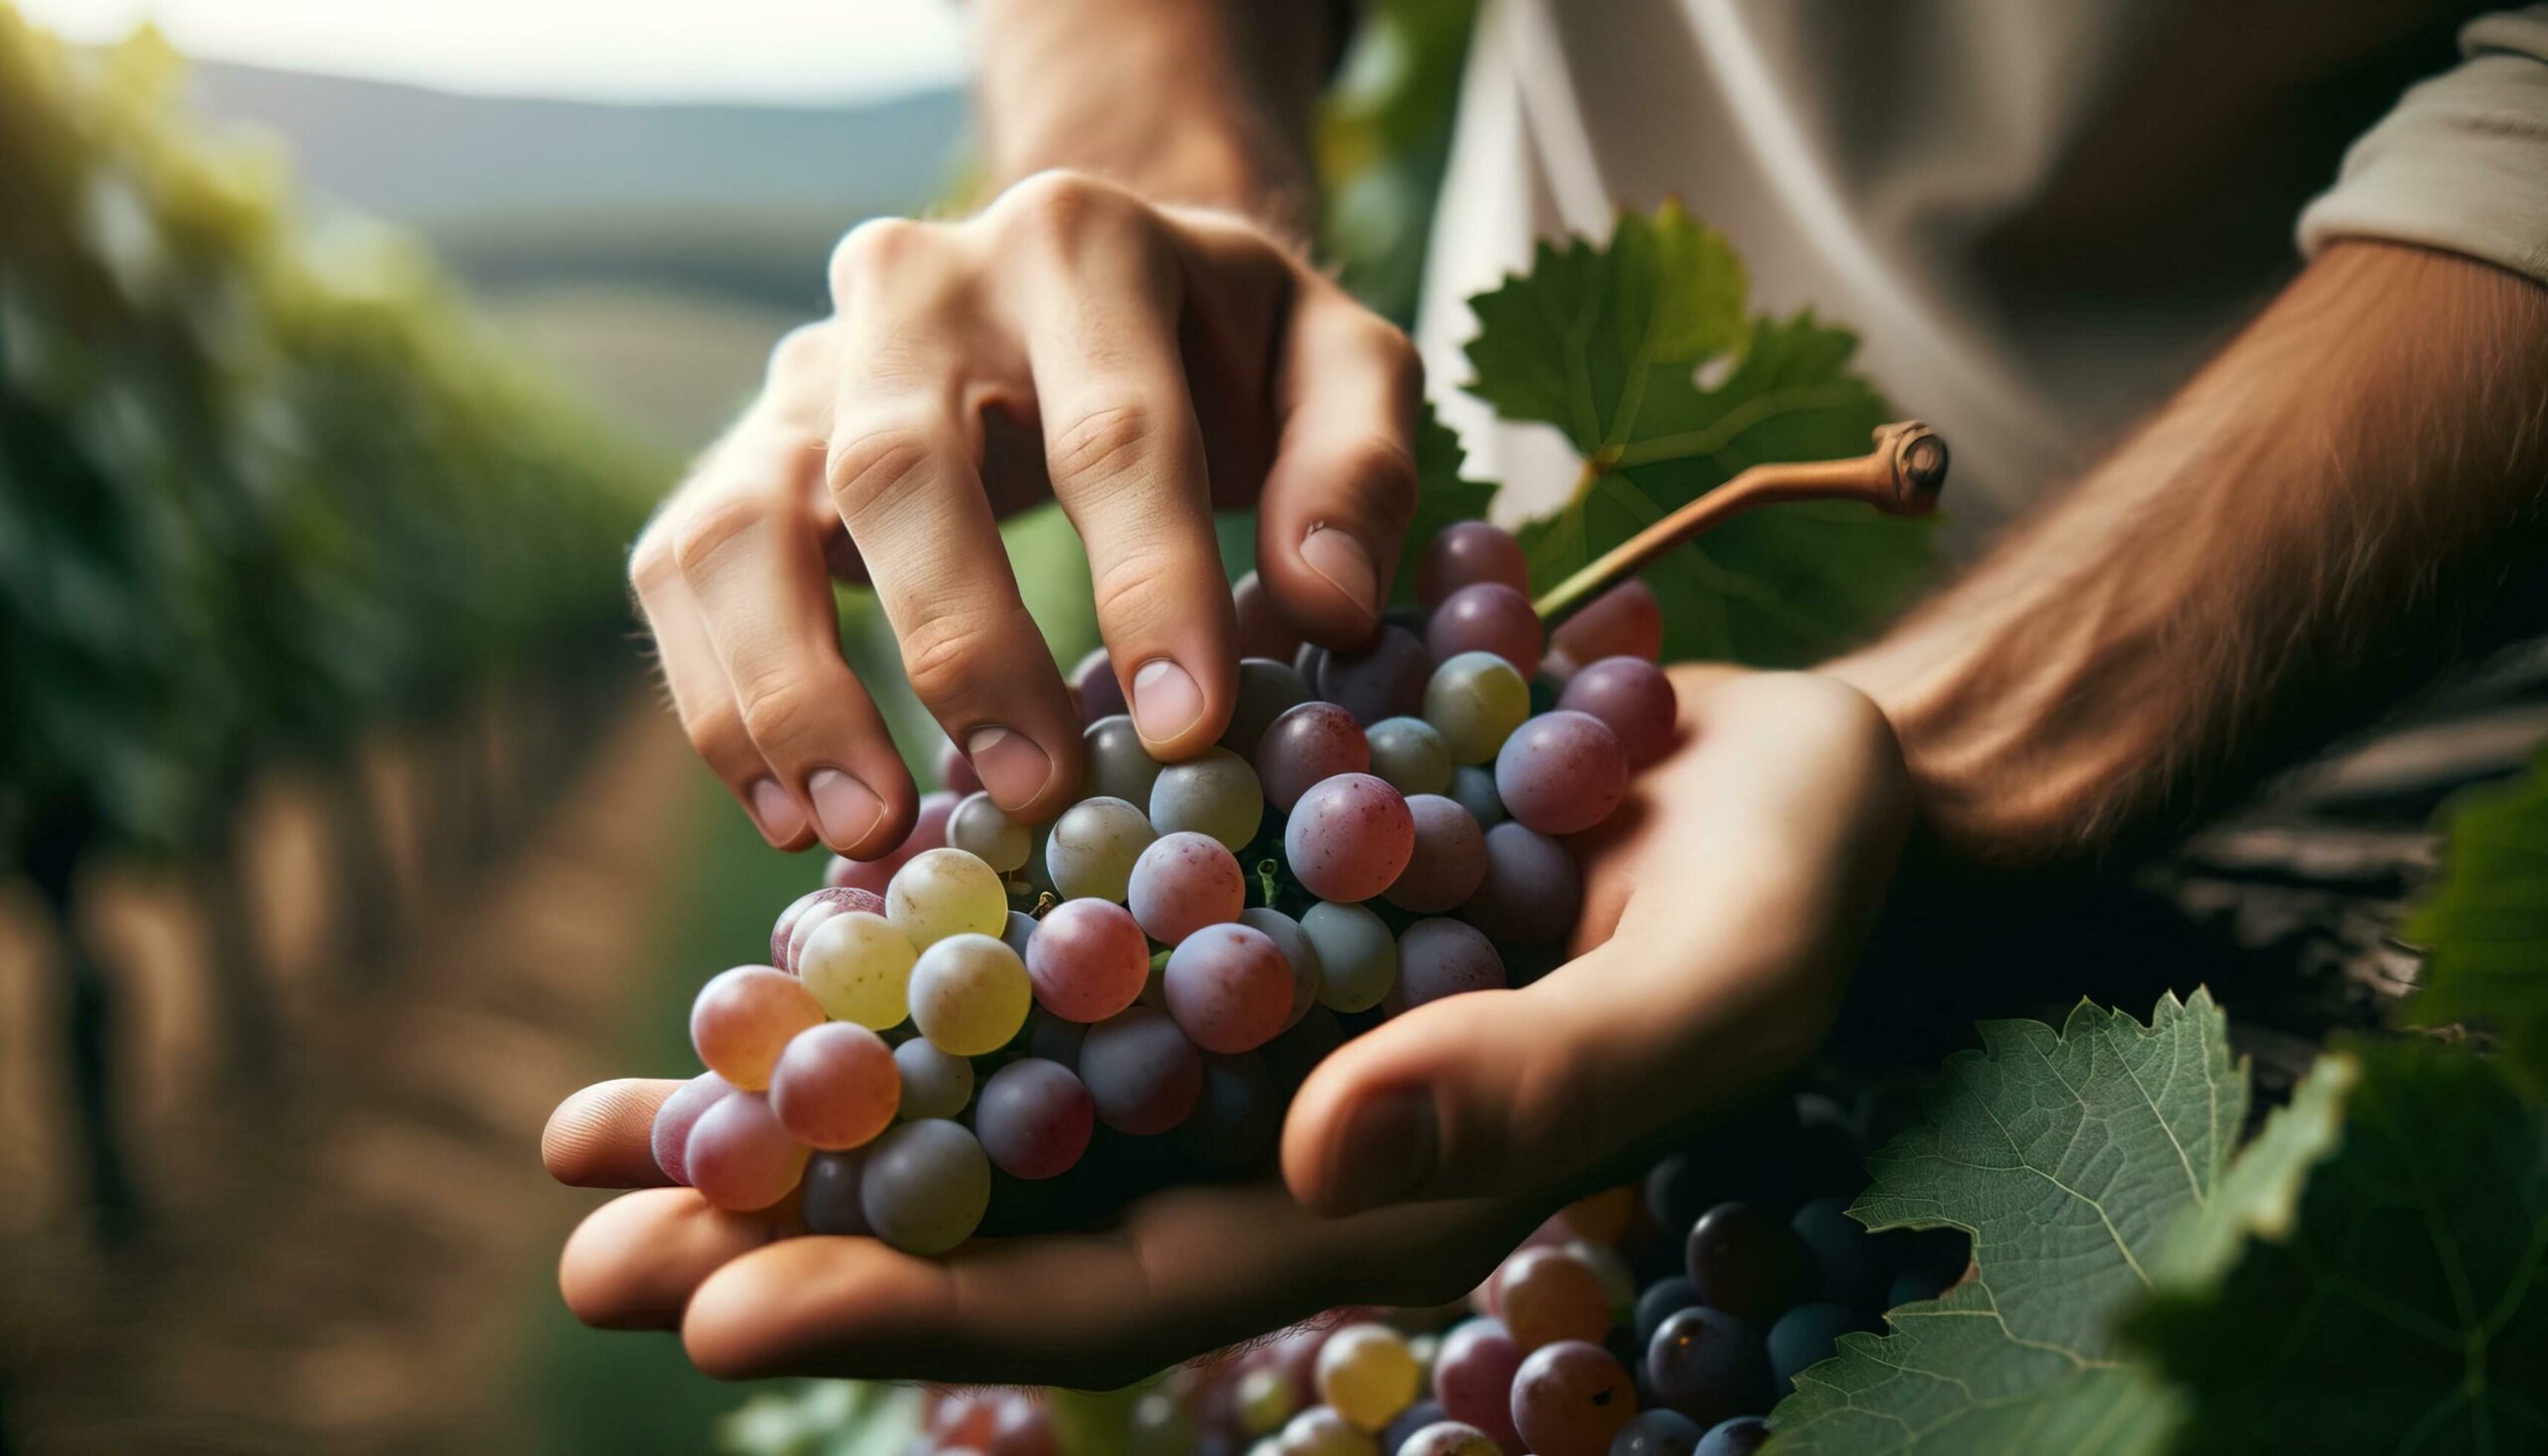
[
  {"xmin": 648, "ymin": 520, "xmax": 1676, "ymax": 1257},
  {"xmin": 1107, "ymin": 1094, "xmax": 1970, "ymax": 1456}
]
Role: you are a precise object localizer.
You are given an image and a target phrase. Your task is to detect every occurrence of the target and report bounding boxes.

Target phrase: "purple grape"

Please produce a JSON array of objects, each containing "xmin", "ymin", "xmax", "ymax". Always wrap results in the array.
[
  {"xmin": 1645, "ymin": 1308, "xmax": 1770, "ymax": 1428},
  {"xmin": 1549, "ymin": 579, "xmax": 1661, "ymax": 671},
  {"xmin": 801, "ymin": 1146, "xmax": 870, "ymax": 1235},
  {"xmin": 859, "ymin": 1118, "xmax": 992, "ymax": 1255},
  {"xmin": 1075, "ymin": 647, "xmax": 1127, "ymax": 722},
  {"xmin": 651, "ymin": 1070, "xmax": 737, "ymax": 1185},
  {"xmin": 1313, "ymin": 623, "xmax": 1431, "ymax": 724},
  {"xmin": 1448, "ymin": 764, "xmax": 1506, "ymax": 828},
  {"xmin": 1611, "ymin": 1409, "xmax": 1705, "ymax": 1455},
  {"xmin": 1129, "ymin": 831, "xmax": 1247, "ymax": 946},
  {"xmin": 1233, "ymin": 571, "xmax": 1303, "ymax": 664},
  {"xmin": 1384, "ymin": 794, "xmax": 1487, "ymax": 913},
  {"xmin": 1175, "ymin": 1048, "xmax": 1279, "ymax": 1169},
  {"xmin": 1163, "ymin": 923, "xmax": 1296, "ymax": 1054},
  {"xmin": 1462, "ymin": 821, "xmax": 1582, "ymax": 943},
  {"xmin": 1222, "ymin": 657, "xmax": 1314, "ymax": 755},
  {"xmin": 1427, "ymin": 582, "xmax": 1545, "ymax": 673},
  {"xmin": 1394, "ymin": 918, "xmax": 1507, "ymax": 1009},
  {"xmin": 1239, "ymin": 906, "xmax": 1325, "ymax": 1028},
  {"xmin": 1417, "ymin": 520, "xmax": 1528, "ymax": 609},
  {"xmin": 1257, "ymin": 701, "xmax": 1372, "ymax": 812},
  {"xmin": 1559, "ymin": 658, "xmax": 1679, "ymax": 768},
  {"xmin": 1511, "ymin": 1340, "xmax": 1637, "ymax": 1456},
  {"xmin": 936, "ymin": 737, "xmax": 984, "ymax": 794},
  {"xmin": 1433, "ymin": 1318, "xmax": 1526, "ymax": 1451},
  {"xmin": 1081, "ymin": 713, "xmax": 1166, "ymax": 805},
  {"xmin": 1495, "ymin": 711, "xmax": 1628, "ymax": 836},
  {"xmin": 1080, "ymin": 1006, "xmax": 1203, "ymax": 1135},
  {"xmin": 1693, "ymin": 1416, "xmax": 1769, "ymax": 1456},
  {"xmin": 1685, "ymin": 1202, "xmax": 1806, "ymax": 1322},
  {"xmin": 1028, "ymin": 1013, "xmax": 1088, "ymax": 1070},
  {"xmin": 974, "ymin": 1058, "xmax": 1094, "ymax": 1180},
  {"xmin": 1634, "ymin": 1276, "xmax": 1702, "ymax": 1348},
  {"xmin": 1284, "ymin": 772, "xmax": 1414, "ymax": 903}
]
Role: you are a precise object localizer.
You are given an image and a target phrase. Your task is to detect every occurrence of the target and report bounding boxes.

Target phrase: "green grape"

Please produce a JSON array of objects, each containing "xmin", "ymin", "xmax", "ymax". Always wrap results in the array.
[
  {"xmin": 1303, "ymin": 901, "xmax": 1397, "ymax": 1013},
  {"xmin": 1423, "ymin": 651, "xmax": 1531, "ymax": 764},
  {"xmin": 909, "ymin": 932, "xmax": 1033, "ymax": 1056},
  {"xmin": 796, "ymin": 910, "xmax": 918, "ymax": 1030},
  {"xmin": 1367, "ymin": 716, "xmax": 1455, "ymax": 795},
  {"xmin": 1150, "ymin": 744, "xmax": 1266, "ymax": 851},
  {"xmin": 1239, "ymin": 1364, "xmax": 1297, "ymax": 1435},
  {"xmin": 1045, "ymin": 795, "xmax": 1158, "ymax": 902},
  {"xmin": 947, "ymin": 790, "xmax": 1031, "ymax": 873},
  {"xmin": 887, "ymin": 847, "xmax": 1010, "ymax": 947}
]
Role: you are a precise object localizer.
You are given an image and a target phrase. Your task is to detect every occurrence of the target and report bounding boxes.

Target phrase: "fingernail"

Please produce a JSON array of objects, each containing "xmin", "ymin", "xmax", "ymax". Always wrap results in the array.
[
  {"xmin": 807, "ymin": 769, "xmax": 886, "ymax": 848},
  {"xmin": 965, "ymin": 726, "xmax": 1054, "ymax": 807},
  {"xmin": 749, "ymin": 778, "xmax": 807, "ymax": 842},
  {"xmin": 1131, "ymin": 658, "xmax": 1204, "ymax": 743},
  {"xmin": 1326, "ymin": 1087, "xmax": 1436, "ymax": 1213},
  {"xmin": 1301, "ymin": 525, "xmax": 1380, "ymax": 624}
]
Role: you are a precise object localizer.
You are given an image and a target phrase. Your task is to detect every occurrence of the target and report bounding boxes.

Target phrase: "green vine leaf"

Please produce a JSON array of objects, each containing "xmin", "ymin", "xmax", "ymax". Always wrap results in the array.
[
  {"xmin": 1766, "ymin": 990, "xmax": 2245, "ymax": 1454},
  {"xmin": 2126, "ymin": 1039, "xmax": 2548, "ymax": 1455},
  {"xmin": 2401, "ymin": 745, "xmax": 2548, "ymax": 1085},
  {"xmin": 1459, "ymin": 201, "xmax": 1935, "ymax": 665}
]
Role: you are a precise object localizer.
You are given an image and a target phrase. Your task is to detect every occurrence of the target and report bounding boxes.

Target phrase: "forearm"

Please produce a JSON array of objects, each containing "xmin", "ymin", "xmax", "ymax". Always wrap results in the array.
[
  {"xmin": 1830, "ymin": 241, "xmax": 2548, "ymax": 865},
  {"xmin": 970, "ymin": 0, "xmax": 1331, "ymax": 237}
]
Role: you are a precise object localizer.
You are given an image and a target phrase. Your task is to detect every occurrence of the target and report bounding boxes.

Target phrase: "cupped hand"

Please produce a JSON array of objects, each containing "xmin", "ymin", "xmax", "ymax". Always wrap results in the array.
[
  {"xmin": 542, "ymin": 669, "xmax": 1910, "ymax": 1386},
  {"xmin": 628, "ymin": 171, "xmax": 1423, "ymax": 855}
]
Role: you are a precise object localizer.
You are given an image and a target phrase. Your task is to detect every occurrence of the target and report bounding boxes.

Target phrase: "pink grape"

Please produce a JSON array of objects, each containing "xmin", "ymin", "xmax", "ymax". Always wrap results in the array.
[
  {"xmin": 1312, "ymin": 623, "xmax": 1430, "ymax": 725},
  {"xmin": 1128, "ymin": 831, "xmax": 1246, "ymax": 945},
  {"xmin": 1285, "ymin": 773, "xmax": 1414, "ymax": 903},
  {"xmin": 1239, "ymin": 906, "xmax": 1325, "ymax": 1028},
  {"xmin": 1394, "ymin": 918, "xmax": 1507, "ymax": 1009},
  {"xmin": 1418, "ymin": 520, "xmax": 1528, "ymax": 609},
  {"xmin": 1074, "ymin": 647, "xmax": 1127, "ymax": 722},
  {"xmin": 1258, "ymin": 702, "xmax": 1372, "ymax": 812},
  {"xmin": 1426, "ymin": 582, "xmax": 1545, "ymax": 674},
  {"xmin": 1509, "ymin": 1340, "xmax": 1637, "ymax": 1456},
  {"xmin": 1494, "ymin": 711, "xmax": 1628, "ymax": 835},
  {"xmin": 1494, "ymin": 1246, "xmax": 1612, "ymax": 1352},
  {"xmin": 651, "ymin": 1070, "xmax": 736, "ymax": 1185},
  {"xmin": 1464, "ymin": 821, "xmax": 1583, "ymax": 943},
  {"xmin": 1432, "ymin": 1318, "xmax": 1525, "ymax": 1450},
  {"xmin": 1383, "ymin": 795, "xmax": 1487, "ymax": 913},
  {"xmin": 768, "ymin": 1021, "xmax": 900, "ymax": 1149},
  {"xmin": 973, "ymin": 1057, "xmax": 1095, "ymax": 1179},
  {"xmin": 1558, "ymin": 657, "xmax": 1679, "ymax": 767},
  {"xmin": 775, "ymin": 886, "xmax": 886, "ymax": 972},
  {"xmin": 685, "ymin": 1090, "xmax": 808, "ymax": 1211},
  {"xmin": 1549, "ymin": 579, "xmax": 1662, "ymax": 673},
  {"xmin": 1233, "ymin": 570, "xmax": 1304, "ymax": 663},
  {"xmin": 1025, "ymin": 898, "xmax": 1152, "ymax": 1022},
  {"xmin": 1164, "ymin": 923, "xmax": 1296, "ymax": 1054},
  {"xmin": 1080, "ymin": 1006, "xmax": 1203, "ymax": 1135},
  {"xmin": 690, "ymin": 965, "xmax": 825, "ymax": 1090}
]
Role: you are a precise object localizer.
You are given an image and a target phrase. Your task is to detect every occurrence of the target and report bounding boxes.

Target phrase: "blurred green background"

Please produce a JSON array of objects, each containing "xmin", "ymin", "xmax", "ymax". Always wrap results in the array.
[{"xmin": 0, "ymin": 2, "xmax": 1470, "ymax": 1451}]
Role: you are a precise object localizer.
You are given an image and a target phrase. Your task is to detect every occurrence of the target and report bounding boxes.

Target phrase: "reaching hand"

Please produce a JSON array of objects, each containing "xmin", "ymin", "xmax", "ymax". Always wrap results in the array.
[
  {"xmin": 626, "ymin": 171, "xmax": 1423, "ymax": 856},
  {"xmin": 542, "ymin": 669, "xmax": 1910, "ymax": 1386}
]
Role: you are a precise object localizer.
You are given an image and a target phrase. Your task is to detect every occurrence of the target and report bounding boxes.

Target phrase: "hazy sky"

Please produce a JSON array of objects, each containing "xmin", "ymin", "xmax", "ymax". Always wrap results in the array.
[{"xmin": 16, "ymin": 0, "xmax": 971, "ymax": 103}]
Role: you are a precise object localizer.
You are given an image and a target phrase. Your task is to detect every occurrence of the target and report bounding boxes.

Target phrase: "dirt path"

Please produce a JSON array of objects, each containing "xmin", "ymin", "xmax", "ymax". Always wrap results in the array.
[{"xmin": 5, "ymin": 709, "xmax": 712, "ymax": 1455}]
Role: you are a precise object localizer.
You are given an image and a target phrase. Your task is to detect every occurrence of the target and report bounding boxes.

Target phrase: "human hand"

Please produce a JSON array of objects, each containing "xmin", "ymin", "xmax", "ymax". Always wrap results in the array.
[
  {"xmin": 542, "ymin": 669, "xmax": 1910, "ymax": 1385},
  {"xmin": 626, "ymin": 171, "xmax": 1422, "ymax": 856}
]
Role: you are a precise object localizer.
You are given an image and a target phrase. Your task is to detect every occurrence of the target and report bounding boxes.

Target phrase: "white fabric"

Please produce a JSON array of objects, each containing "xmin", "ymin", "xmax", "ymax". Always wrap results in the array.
[{"xmin": 1416, "ymin": 1, "xmax": 2548, "ymax": 550}]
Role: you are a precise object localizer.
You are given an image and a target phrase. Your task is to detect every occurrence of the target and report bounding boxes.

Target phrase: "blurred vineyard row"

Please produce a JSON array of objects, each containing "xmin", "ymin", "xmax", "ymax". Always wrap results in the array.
[{"xmin": 0, "ymin": 10, "xmax": 656, "ymax": 1230}]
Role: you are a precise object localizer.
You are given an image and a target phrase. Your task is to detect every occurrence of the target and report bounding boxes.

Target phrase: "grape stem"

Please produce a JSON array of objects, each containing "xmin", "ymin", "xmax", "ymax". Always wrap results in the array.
[{"xmin": 1531, "ymin": 421, "xmax": 1949, "ymax": 624}]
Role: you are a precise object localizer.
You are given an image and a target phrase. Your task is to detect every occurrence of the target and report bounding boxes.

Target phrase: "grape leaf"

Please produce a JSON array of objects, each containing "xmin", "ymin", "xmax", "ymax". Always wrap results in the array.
[
  {"xmin": 2127, "ymin": 1039, "xmax": 2548, "ymax": 1455},
  {"xmin": 1461, "ymin": 202, "xmax": 1935, "ymax": 666},
  {"xmin": 2401, "ymin": 745, "xmax": 2548, "ymax": 1086},
  {"xmin": 1390, "ymin": 398, "xmax": 1499, "ymax": 605},
  {"xmin": 1767, "ymin": 990, "xmax": 2244, "ymax": 1454}
]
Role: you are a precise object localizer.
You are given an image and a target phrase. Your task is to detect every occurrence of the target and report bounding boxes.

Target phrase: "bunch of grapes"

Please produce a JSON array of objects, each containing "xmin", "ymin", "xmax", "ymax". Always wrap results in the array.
[
  {"xmin": 1101, "ymin": 1093, "xmax": 1969, "ymax": 1456},
  {"xmin": 650, "ymin": 520, "xmax": 1679, "ymax": 1258}
]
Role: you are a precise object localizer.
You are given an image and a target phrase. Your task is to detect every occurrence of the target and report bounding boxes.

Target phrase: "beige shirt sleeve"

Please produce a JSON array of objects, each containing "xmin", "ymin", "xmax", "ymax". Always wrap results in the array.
[{"xmin": 2298, "ymin": 6, "xmax": 2548, "ymax": 283}]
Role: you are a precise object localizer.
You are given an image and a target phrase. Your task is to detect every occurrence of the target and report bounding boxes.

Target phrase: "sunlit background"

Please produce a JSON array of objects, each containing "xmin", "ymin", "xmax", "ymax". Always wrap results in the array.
[{"xmin": 0, "ymin": 2, "xmax": 1467, "ymax": 1451}]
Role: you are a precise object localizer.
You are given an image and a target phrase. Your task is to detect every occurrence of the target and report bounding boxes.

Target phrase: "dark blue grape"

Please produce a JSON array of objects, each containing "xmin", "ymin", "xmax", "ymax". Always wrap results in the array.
[
  {"xmin": 1767, "ymin": 1302, "xmax": 1872, "ymax": 1390},
  {"xmin": 1645, "ymin": 1307, "xmax": 1771, "ymax": 1428},
  {"xmin": 1791, "ymin": 1197, "xmax": 1887, "ymax": 1309},
  {"xmin": 1383, "ymin": 1398, "xmax": 1449, "ymax": 1452},
  {"xmin": 1694, "ymin": 1415, "xmax": 1770, "ymax": 1456},
  {"xmin": 1644, "ymin": 1152, "xmax": 1712, "ymax": 1236},
  {"xmin": 1686, "ymin": 1202, "xmax": 1806, "ymax": 1323},
  {"xmin": 1634, "ymin": 1276, "xmax": 1702, "ymax": 1348},
  {"xmin": 800, "ymin": 1148, "xmax": 868, "ymax": 1235},
  {"xmin": 1608, "ymin": 1408, "xmax": 1705, "ymax": 1455}
]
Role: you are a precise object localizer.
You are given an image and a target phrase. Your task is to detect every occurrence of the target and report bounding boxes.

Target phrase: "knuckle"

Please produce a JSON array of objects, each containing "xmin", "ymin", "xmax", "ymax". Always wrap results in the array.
[
  {"xmin": 1047, "ymin": 401, "xmax": 1160, "ymax": 493},
  {"xmin": 1089, "ymin": 549, "xmax": 1185, "ymax": 633},
  {"xmin": 827, "ymin": 217, "xmax": 930, "ymax": 302},
  {"xmin": 824, "ymin": 424, "xmax": 937, "ymax": 524},
  {"xmin": 737, "ymin": 677, "xmax": 827, "ymax": 751},
  {"xmin": 898, "ymin": 611, "xmax": 1008, "ymax": 708},
  {"xmin": 683, "ymin": 705, "xmax": 750, "ymax": 768},
  {"xmin": 994, "ymin": 170, "xmax": 1152, "ymax": 259},
  {"xmin": 764, "ymin": 320, "xmax": 832, "ymax": 383},
  {"xmin": 1340, "ymin": 437, "xmax": 1421, "ymax": 532},
  {"xmin": 627, "ymin": 524, "xmax": 679, "ymax": 597},
  {"xmin": 669, "ymin": 497, "xmax": 767, "ymax": 579}
]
